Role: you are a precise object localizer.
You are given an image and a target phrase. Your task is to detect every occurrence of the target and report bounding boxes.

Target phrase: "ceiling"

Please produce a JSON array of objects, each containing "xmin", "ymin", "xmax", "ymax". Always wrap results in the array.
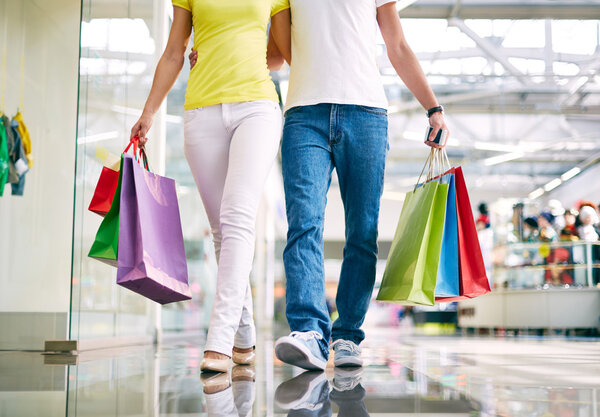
[
  {"xmin": 78, "ymin": 0, "xmax": 600, "ymax": 204},
  {"xmin": 376, "ymin": 1, "xmax": 600, "ymax": 201}
]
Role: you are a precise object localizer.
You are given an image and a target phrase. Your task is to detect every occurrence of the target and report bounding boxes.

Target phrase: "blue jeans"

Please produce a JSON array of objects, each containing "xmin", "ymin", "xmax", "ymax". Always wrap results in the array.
[{"xmin": 281, "ymin": 103, "xmax": 388, "ymax": 358}]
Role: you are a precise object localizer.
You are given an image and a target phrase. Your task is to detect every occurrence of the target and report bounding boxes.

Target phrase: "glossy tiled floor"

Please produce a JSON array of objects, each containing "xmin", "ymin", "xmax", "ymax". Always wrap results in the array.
[{"xmin": 1, "ymin": 327, "xmax": 599, "ymax": 416}]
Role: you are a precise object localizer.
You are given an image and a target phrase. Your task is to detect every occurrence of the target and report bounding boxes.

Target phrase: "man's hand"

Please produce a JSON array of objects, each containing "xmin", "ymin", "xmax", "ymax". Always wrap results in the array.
[
  {"xmin": 189, "ymin": 49, "xmax": 197, "ymax": 69},
  {"xmin": 424, "ymin": 112, "xmax": 449, "ymax": 149}
]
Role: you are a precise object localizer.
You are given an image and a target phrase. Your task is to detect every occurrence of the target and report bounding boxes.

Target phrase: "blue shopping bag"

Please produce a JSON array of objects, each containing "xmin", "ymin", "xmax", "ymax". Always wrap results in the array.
[{"xmin": 435, "ymin": 172, "xmax": 460, "ymax": 297}]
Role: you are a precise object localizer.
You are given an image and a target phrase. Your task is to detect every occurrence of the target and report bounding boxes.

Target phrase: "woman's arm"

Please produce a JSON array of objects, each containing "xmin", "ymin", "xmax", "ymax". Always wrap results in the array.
[
  {"xmin": 377, "ymin": 3, "xmax": 448, "ymax": 148},
  {"xmin": 131, "ymin": 6, "xmax": 192, "ymax": 145}
]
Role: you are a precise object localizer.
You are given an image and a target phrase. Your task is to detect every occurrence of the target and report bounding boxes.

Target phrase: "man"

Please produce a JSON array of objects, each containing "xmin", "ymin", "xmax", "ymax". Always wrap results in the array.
[{"xmin": 272, "ymin": 0, "xmax": 448, "ymax": 371}]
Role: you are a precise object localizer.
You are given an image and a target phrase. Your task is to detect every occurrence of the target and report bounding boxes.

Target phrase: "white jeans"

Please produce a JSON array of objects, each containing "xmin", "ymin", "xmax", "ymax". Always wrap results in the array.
[
  {"xmin": 205, "ymin": 381, "xmax": 255, "ymax": 417},
  {"xmin": 184, "ymin": 100, "xmax": 282, "ymax": 356}
]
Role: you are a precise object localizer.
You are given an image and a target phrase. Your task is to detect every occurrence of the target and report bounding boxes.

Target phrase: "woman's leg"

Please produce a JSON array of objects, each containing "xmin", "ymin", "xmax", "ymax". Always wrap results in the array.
[
  {"xmin": 204, "ymin": 100, "xmax": 282, "ymax": 356},
  {"xmin": 184, "ymin": 105, "xmax": 234, "ymax": 360},
  {"xmin": 235, "ymin": 282, "xmax": 255, "ymax": 350},
  {"xmin": 184, "ymin": 105, "xmax": 230, "ymax": 264}
]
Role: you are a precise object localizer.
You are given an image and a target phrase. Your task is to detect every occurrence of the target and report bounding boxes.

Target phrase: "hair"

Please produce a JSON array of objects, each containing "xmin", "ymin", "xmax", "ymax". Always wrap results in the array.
[
  {"xmin": 524, "ymin": 217, "xmax": 539, "ymax": 229},
  {"xmin": 478, "ymin": 202, "xmax": 488, "ymax": 215}
]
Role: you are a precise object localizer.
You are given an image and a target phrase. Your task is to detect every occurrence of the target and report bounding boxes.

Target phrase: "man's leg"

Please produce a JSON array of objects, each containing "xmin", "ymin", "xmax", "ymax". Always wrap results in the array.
[
  {"xmin": 281, "ymin": 104, "xmax": 334, "ymax": 360},
  {"xmin": 331, "ymin": 105, "xmax": 388, "ymax": 346}
]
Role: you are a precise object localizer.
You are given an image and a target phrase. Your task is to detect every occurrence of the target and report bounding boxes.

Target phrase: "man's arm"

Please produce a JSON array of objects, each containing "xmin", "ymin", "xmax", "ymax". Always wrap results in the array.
[
  {"xmin": 377, "ymin": 3, "xmax": 448, "ymax": 148},
  {"xmin": 267, "ymin": 27, "xmax": 285, "ymax": 71},
  {"xmin": 270, "ymin": 9, "xmax": 292, "ymax": 66},
  {"xmin": 190, "ymin": 9, "xmax": 291, "ymax": 72}
]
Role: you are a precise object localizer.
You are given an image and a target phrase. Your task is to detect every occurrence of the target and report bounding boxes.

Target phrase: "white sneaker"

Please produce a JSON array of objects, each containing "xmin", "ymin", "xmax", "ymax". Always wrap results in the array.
[
  {"xmin": 332, "ymin": 367, "xmax": 363, "ymax": 392},
  {"xmin": 275, "ymin": 331, "xmax": 328, "ymax": 371},
  {"xmin": 332, "ymin": 339, "xmax": 363, "ymax": 367}
]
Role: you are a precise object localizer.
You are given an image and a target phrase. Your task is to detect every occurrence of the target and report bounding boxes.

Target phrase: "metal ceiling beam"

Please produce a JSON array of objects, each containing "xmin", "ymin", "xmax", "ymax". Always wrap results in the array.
[
  {"xmin": 399, "ymin": 2, "xmax": 600, "ymax": 20},
  {"xmin": 411, "ymin": 49, "xmax": 592, "ymax": 64},
  {"xmin": 449, "ymin": 18, "xmax": 532, "ymax": 86}
]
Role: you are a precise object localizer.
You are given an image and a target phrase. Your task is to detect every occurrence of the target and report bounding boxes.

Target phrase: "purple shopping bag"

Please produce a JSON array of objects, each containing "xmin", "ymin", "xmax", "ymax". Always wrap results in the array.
[{"xmin": 117, "ymin": 154, "xmax": 192, "ymax": 304}]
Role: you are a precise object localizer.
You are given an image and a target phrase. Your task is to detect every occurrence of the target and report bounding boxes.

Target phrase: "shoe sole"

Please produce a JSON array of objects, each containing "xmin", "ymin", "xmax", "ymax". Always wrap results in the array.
[
  {"xmin": 275, "ymin": 337, "xmax": 327, "ymax": 371},
  {"xmin": 334, "ymin": 356, "xmax": 363, "ymax": 368},
  {"xmin": 275, "ymin": 371, "xmax": 328, "ymax": 409}
]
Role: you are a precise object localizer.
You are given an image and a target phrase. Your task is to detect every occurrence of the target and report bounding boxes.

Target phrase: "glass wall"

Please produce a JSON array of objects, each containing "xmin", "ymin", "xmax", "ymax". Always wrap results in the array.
[
  {"xmin": 71, "ymin": 0, "xmax": 217, "ymax": 346},
  {"xmin": 0, "ymin": 0, "xmax": 80, "ymax": 350}
]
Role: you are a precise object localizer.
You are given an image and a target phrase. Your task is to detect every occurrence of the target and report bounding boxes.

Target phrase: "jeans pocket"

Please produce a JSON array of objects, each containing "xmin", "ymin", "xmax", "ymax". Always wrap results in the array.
[
  {"xmin": 356, "ymin": 105, "xmax": 387, "ymax": 116},
  {"xmin": 284, "ymin": 106, "xmax": 304, "ymax": 118}
]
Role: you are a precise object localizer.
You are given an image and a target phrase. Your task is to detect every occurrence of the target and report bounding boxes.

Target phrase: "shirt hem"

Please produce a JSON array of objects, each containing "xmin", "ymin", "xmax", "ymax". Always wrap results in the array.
[
  {"xmin": 184, "ymin": 96, "xmax": 279, "ymax": 110},
  {"xmin": 283, "ymin": 97, "xmax": 389, "ymax": 113}
]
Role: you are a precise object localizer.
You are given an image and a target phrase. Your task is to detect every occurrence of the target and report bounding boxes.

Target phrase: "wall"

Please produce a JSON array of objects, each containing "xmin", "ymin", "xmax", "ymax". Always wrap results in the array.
[{"xmin": 0, "ymin": 0, "xmax": 81, "ymax": 349}]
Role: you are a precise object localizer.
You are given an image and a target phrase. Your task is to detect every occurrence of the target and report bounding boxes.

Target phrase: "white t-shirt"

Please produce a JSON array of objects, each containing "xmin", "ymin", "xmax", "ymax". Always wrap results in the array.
[{"xmin": 284, "ymin": 0, "xmax": 396, "ymax": 112}]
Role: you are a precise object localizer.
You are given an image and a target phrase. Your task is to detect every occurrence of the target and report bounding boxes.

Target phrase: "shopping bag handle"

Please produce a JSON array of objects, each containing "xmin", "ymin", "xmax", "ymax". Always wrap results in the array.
[
  {"xmin": 415, "ymin": 148, "xmax": 451, "ymax": 192},
  {"xmin": 139, "ymin": 147, "xmax": 150, "ymax": 171},
  {"xmin": 124, "ymin": 137, "xmax": 137, "ymax": 154},
  {"xmin": 124, "ymin": 137, "xmax": 150, "ymax": 171}
]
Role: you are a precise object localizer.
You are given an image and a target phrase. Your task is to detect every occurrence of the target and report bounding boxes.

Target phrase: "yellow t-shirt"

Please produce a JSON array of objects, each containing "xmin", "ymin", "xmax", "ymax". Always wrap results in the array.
[{"xmin": 172, "ymin": 0, "xmax": 290, "ymax": 110}]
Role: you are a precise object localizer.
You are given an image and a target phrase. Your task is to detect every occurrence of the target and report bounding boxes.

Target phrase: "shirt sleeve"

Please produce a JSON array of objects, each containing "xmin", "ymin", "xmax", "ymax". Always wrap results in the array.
[
  {"xmin": 271, "ymin": 0, "xmax": 290, "ymax": 17},
  {"xmin": 172, "ymin": 0, "xmax": 191, "ymax": 12},
  {"xmin": 376, "ymin": 0, "xmax": 396, "ymax": 7}
]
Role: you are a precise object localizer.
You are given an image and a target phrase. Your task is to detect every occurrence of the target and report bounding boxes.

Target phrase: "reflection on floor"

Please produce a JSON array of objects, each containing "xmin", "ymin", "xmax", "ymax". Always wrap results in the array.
[{"xmin": 1, "ymin": 328, "xmax": 599, "ymax": 416}]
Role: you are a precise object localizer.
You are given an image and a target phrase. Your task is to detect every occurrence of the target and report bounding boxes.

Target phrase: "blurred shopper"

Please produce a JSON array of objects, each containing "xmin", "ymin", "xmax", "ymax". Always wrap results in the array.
[
  {"xmin": 547, "ymin": 199, "xmax": 566, "ymax": 231},
  {"xmin": 578, "ymin": 206, "xmax": 599, "ymax": 242},
  {"xmin": 130, "ymin": 1, "xmax": 292, "ymax": 373},
  {"xmin": 523, "ymin": 217, "xmax": 540, "ymax": 242},
  {"xmin": 476, "ymin": 202, "xmax": 490, "ymax": 230},
  {"xmin": 538, "ymin": 212, "xmax": 558, "ymax": 242},
  {"xmin": 476, "ymin": 202, "xmax": 493, "ymax": 287},
  {"xmin": 561, "ymin": 209, "xmax": 579, "ymax": 239},
  {"xmin": 270, "ymin": 0, "xmax": 449, "ymax": 371}
]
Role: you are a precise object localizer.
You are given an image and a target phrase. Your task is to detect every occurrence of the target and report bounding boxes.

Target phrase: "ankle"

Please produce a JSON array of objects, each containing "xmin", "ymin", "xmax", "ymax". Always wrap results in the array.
[
  {"xmin": 233, "ymin": 346, "xmax": 254, "ymax": 354},
  {"xmin": 204, "ymin": 351, "xmax": 230, "ymax": 360}
]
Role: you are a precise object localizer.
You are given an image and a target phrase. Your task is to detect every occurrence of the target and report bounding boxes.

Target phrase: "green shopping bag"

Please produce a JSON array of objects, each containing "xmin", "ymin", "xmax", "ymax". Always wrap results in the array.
[
  {"xmin": 88, "ymin": 156, "xmax": 124, "ymax": 266},
  {"xmin": 88, "ymin": 139, "xmax": 144, "ymax": 266},
  {"xmin": 376, "ymin": 167, "xmax": 449, "ymax": 306}
]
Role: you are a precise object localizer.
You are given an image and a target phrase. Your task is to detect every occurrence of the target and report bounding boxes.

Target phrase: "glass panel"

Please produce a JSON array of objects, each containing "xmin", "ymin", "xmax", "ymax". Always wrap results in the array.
[
  {"xmin": 71, "ymin": 0, "xmax": 163, "ymax": 343},
  {"xmin": 0, "ymin": 0, "xmax": 80, "ymax": 350},
  {"xmin": 494, "ymin": 241, "xmax": 600, "ymax": 289},
  {"xmin": 72, "ymin": 0, "xmax": 217, "ymax": 342}
]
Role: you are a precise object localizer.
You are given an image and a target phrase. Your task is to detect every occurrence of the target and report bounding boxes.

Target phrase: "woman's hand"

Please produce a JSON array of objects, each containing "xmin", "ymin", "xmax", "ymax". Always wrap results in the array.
[
  {"xmin": 130, "ymin": 112, "xmax": 154, "ymax": 147},
  {"xmin": 189, "ymin": 49, "xmax": 197, "ymax": 69},
  {"xmin": 425, "ymin": 112, "xmax": 449, "ymax": 149}
]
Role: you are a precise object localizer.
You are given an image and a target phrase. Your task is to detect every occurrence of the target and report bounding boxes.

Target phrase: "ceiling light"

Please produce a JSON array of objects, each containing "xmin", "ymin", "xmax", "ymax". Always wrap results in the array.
[
  {"xmin": 474, "ymin": 142, "xmax": 521, "ymax": 153},
  {"xmin": 528, "ymin": 188, "xmax": 544, "ymax": 200},
  {"xmin": 560, "ymin": 167, "xmax": 581, "ymax": 181},
  {"xmin": 543, "ymin": 178, "xmax": 562, "ymax": 192},
  {"xmin": 77, "ymin": 131, "xmax": 119, "ymax": 144},
  {"xmin": 483, "ymin": 152, "xmax": 525, "ymax": 166}
]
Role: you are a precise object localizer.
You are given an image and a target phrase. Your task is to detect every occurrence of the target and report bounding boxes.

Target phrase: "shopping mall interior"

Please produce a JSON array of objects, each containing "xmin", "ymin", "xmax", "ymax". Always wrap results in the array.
[{"xmin": 1, "ymin": 0, "xmax": 600, "ymax": 416}]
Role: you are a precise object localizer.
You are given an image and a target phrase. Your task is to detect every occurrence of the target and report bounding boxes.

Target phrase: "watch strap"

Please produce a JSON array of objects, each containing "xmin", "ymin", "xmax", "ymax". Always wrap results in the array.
[{"xmin": 427, "ymin": 105, "xmax": 444, "ymax": 118}]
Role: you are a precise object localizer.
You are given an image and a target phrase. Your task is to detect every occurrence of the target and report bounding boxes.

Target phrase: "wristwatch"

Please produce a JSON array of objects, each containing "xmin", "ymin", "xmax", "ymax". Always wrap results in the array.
[{"xmin": 427, "ymin": 105, "xmax": 444, "ymax": 118}]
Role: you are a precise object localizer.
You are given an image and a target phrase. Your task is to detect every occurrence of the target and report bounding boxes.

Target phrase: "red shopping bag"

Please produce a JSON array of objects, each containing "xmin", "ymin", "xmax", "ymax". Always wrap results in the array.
[
  {"xmin": 437, "ymin": 166, "xmax": 490, "ymax": 301},
  {"xmin": 88, "ymin": 141, "xmax": 137, "ymax": 217}
]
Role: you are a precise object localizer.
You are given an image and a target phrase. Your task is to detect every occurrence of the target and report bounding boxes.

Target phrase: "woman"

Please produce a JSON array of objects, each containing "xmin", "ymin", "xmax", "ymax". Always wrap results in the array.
[{"xmin": 130, "ymin": 0, "xmax": 291, "ymax": 373}]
